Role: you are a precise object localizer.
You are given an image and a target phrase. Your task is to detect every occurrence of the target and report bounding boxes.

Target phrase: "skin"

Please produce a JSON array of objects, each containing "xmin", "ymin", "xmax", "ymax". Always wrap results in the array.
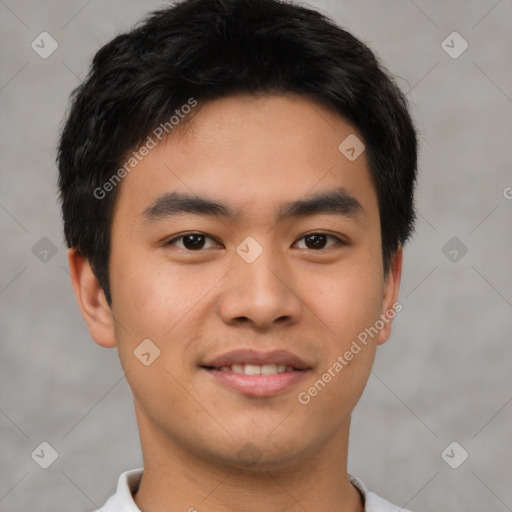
[{"xmin": 69, "ymin": 93, "xmax": 402, "ymax": 512}]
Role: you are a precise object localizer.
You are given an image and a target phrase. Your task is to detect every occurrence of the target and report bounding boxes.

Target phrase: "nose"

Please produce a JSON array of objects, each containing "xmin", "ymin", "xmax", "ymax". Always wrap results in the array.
[{"xmin": 218, "ymin": 244, "xmax": 303, "ymax": 331}]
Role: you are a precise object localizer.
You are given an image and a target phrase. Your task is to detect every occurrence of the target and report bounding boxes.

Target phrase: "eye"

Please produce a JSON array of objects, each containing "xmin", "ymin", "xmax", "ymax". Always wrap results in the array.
[
  {"xmin": 165, "ymin": 233, "xmax": 221, "ymax": 251},
  {"xmin": 294, "ymin": 233, "xmax": 345, "ymax": 250}
]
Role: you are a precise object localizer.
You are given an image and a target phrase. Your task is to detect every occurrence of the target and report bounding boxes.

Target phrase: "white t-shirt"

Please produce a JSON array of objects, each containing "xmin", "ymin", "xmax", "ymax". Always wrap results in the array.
[{"xmin": 92, "ymin": 469, "xmax": 413, "ymax": 512}]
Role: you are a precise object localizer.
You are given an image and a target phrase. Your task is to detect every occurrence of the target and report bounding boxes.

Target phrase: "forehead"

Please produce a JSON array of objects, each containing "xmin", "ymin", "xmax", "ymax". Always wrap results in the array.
[{"xmin": 112, "ymin": 93, "xmax": 378, "ymax": 225}]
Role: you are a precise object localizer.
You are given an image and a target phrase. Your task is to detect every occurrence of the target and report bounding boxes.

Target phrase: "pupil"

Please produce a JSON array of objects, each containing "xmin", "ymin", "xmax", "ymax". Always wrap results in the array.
[
  {"xmin": 184, "ymin": 234, "xmax": 205, "ymax": 250},
  {"xmin": 306, "ymin": 234, "xmax": 327, "ymax": 249}
]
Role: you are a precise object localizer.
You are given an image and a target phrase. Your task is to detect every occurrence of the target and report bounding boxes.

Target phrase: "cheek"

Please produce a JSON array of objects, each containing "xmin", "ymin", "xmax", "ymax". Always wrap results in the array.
[
  {"xmin": 109, "ymin": 256, "xmax": 221, "ymax": 387},
  {"xmin": 303, "ymin": 263, "xmax": 384, "ymax": 409},
  {"xmin": 306, "ymin": 263, "xmax": 384, "ymax": 344},
  {"xmin": 297, "ymin": 267, "xmax": 383, "ymax": 414},
  {"xmin": 110, "ymin": 254, "xmax": 210, "ymax": 335}
]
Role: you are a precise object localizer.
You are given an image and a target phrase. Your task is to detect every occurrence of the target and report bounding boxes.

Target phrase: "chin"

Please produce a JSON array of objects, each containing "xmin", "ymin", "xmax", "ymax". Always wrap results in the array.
[{"xmin": 201, "ymin": 431, "xmax": 316, "ymax": 472}]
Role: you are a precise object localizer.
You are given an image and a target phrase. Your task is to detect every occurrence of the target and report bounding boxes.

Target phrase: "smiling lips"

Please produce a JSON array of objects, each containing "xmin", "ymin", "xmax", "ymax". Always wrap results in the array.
[
  {"xmin": 201, "ymin": 349, "xmax": 311, "ymax": 397},
  {"xmin": 217, "ymin": 363, "xmax": 295, "ymax": 375}
]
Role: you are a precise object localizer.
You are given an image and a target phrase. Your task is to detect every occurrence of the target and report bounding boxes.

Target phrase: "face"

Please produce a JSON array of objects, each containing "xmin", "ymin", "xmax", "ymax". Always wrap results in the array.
[{"xmin": 72, "ymin": 93, "xmax": 402, "ymax": 471}]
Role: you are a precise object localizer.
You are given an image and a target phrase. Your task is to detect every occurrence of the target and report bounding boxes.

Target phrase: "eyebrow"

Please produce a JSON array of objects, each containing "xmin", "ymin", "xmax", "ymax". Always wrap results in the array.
[{"xmin": 141, "ymin": 187, "xmax": 364, "ymax": 223}]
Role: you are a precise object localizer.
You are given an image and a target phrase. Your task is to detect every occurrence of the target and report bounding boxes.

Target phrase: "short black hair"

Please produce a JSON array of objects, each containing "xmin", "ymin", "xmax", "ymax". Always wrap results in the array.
[{"xmin": 57, "ymin": 0, "xmax": 418, "ymax": 305}]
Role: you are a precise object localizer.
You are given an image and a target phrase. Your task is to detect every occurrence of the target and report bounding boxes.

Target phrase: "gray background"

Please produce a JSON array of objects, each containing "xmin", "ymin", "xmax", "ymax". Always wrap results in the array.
[{"xmin": 1, "ymin": 0, "xmax": 511, "ymax": 511}]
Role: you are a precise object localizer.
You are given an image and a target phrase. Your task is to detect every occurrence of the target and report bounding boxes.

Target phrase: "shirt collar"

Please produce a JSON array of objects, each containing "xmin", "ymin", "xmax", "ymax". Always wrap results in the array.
[{"xmin": 105, "ymin": 469, "xmax": 409, "ymax": 512}]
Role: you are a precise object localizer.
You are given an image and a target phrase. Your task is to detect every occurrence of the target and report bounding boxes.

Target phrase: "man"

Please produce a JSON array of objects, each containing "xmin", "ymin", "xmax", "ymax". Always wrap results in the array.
[{"xmin": 57, "ymin": 0, "xmax": 418, "ymax": 510}]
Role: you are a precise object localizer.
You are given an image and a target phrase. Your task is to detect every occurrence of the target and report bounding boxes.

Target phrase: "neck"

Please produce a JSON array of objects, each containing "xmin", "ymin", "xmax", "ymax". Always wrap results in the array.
[{"xmin": 133, "ymin": 409, "xmax": 364, "ymax": 512}]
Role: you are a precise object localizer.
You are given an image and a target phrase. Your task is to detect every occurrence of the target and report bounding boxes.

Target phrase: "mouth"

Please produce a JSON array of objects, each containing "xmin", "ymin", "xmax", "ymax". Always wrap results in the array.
[
  {"xmin": 203, "ymin": 363, "xmax": 300, "ymax": 375},
  {"xmin": 200, "ymin": 349, "xmax": 312, "ymax": 397}
]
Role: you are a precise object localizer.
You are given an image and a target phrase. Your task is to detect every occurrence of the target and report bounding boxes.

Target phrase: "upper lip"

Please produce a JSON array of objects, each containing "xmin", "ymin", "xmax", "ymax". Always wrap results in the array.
[{"xmin": 202, "ymin": 349, "xmax": 311, "ymax": 370}]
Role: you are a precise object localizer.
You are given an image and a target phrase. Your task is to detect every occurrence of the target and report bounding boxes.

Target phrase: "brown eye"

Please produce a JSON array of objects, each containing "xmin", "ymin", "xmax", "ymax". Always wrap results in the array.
[
  {"xmin": 305, "ymin": 234, "xmax": 327, "ymax": 249},
  {"xmin": 166, "ymin": 233, "xmax": 220, "ymax": 250},
  {"xmin": 182, "ymin": 234, "xmax": 206, "ymax": 250},
  {"xmin": 294, "ymin": 233, "xmax": 344, "ymax": 250}
]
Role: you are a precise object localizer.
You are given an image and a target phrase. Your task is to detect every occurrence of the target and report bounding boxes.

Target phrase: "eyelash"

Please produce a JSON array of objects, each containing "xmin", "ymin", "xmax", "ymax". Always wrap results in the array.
[{"xmin": 164, "ymin": 232, "xmax": 346, "ymax": 251}]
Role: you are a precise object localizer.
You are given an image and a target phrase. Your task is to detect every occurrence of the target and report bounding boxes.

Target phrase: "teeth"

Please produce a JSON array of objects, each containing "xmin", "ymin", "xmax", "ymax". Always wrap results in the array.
[
  {"xmin": 231, "ymin": 364, "xmax": 245, "ymax": 374},
  {"xmin": 221, "ymin": 364, "xmax": 293, "ymax": 375},
  {"xmin": 245, "ymin": 364, "xmax": 262, "ymax": 375},
  {"xmin": 261, "ymin": 364, "xmax": 278, "ymax": 375}
]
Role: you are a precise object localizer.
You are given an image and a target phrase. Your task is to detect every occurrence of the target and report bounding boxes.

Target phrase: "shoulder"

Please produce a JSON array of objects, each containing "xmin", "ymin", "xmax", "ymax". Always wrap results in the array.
[
  {"xmin": 90, "ymin": 468, "xmax": 143, "ymax": 512},
  {"xmin": 349, "ymin": 475, "xmax": 415, "ymax": 512}
]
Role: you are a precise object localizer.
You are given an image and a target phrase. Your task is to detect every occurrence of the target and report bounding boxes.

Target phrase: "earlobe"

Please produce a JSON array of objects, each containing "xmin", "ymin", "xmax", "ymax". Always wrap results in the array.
[
  {"xmin": 67, "ymin": 248, "xmax": 116, "ymax": 348},
  {"xmin": 376, "ymin": 247, "xmax": 403, "ymax": 346}
]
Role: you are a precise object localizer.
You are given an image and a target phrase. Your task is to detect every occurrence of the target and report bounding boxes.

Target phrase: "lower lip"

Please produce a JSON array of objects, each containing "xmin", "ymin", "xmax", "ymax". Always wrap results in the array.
[{"xmin": 203, "ymin": 368, "xmax": 309, "ymax": 397}]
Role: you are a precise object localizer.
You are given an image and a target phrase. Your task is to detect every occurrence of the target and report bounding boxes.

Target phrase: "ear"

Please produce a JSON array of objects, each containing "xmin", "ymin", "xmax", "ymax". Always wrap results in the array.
[
  {"xmin": 67, "ymin": 248, "xmax": 116, "ymax": 348},
  {"xmin": 376, "ymin": 246, "xmax": 403, "ymax": 346}
]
